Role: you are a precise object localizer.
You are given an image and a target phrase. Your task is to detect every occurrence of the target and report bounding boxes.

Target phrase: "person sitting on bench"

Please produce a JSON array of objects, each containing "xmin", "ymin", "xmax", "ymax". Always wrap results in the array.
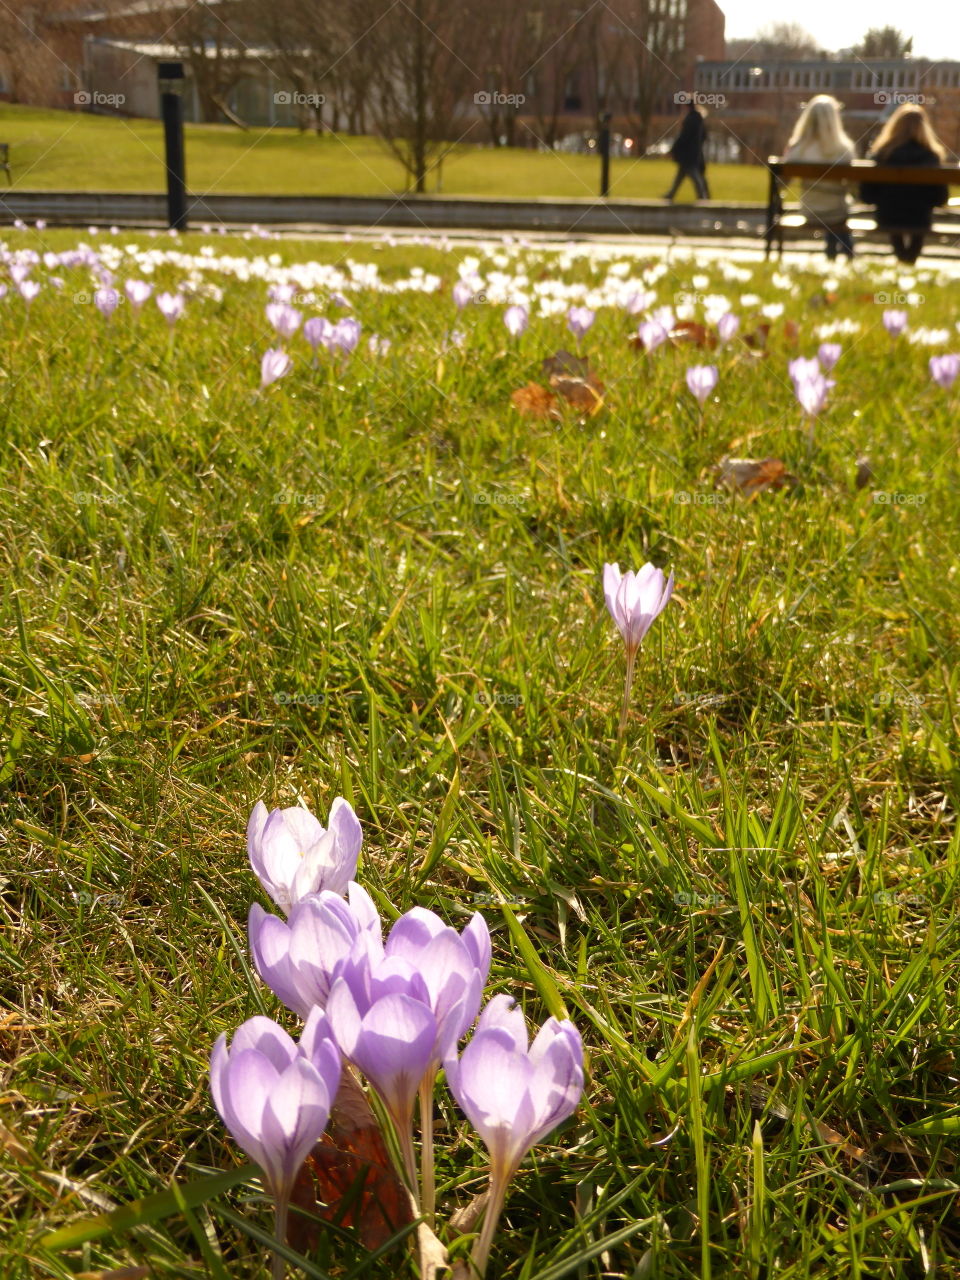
[
  {"xmin": 860, "ymin": 104, "xmax": 949, "ymax": 265},
  {"xmin": 782, "ymin": 95, "xmax": 856, "ymax": 261}
]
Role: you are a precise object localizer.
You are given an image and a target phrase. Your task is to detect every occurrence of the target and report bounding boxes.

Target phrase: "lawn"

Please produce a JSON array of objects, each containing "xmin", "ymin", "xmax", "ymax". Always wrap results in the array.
[
  {"xmin": 0, "ymin": 104, "xmax": 769, "ymax": 201},
  {"xmin": 1, "ymin": 225, "xmax": 959, "ymax": 1279}
]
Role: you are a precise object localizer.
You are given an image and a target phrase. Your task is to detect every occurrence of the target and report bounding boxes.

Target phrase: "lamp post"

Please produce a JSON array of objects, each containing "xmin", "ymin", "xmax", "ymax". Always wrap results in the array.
[
  {"xmin": 598, "ymin": 110, "xmax": 611, "ymax": 198},
  {"xmin": 158, "ymin": 61, "xmax": 188, "ymax": 231}
]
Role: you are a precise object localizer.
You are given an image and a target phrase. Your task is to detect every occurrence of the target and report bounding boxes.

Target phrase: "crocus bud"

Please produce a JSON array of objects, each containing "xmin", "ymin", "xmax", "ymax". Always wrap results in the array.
[
  {"xmin": 603, "ymin": 561, "xmax": 674, "ymax": 658},
  {"xmin": 685, "ymin": 363, "xmax": 719, "ymax": 405},
  {"xmin": 209, "ymin": 1009, "xmax": 341, "ymax": 1201},
  {"xmin": 566, "ymin": 305, "xmax": 595, "ymax": 340},
  {"xmin": 504, "ymin": 305, "xmax": 528, "ymax": 337},
  {"xmin": 260, "ymin": 347, "xmax": 292, "ymax": 388},
  {"xmin": 247, "ymin": 797, "xmax": 362, "ymax": 913}
]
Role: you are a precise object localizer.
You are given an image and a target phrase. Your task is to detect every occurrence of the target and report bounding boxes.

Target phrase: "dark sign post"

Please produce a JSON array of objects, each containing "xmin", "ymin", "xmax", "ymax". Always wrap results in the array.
[
  {"xmin": 598, "ymin": 111, "xmax": 611, "ymax": 198},
  {"xmin": 158, "ymin": 61, "xmax": 187, "ymax": 230}
]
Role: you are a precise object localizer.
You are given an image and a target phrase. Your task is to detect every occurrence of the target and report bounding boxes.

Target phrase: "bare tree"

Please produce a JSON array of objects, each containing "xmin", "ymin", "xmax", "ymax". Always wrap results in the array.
[
  {"xmin": 347, "ymin": 0, "xmax": 482, "ymax": 192},
  {"xmin": 727, "ymin": 23, "xmax": 823, "ymax": 61}
]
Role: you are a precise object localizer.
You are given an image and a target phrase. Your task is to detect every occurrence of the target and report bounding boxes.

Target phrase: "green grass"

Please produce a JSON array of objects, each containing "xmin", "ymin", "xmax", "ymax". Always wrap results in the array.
[
  {"xmin": 0, "ymin": 103, "xmax": 769, "ymax": 200},
  {"xmin": 1, "ymin": 226, "xmax": 959, "ymax": 1279}
]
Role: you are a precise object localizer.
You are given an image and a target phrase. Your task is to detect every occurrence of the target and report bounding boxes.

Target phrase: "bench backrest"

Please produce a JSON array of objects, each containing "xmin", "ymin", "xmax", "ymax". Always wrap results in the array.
[{"xmin": 768, "ymin": 157, "xmax": 960, "ymax": 185}]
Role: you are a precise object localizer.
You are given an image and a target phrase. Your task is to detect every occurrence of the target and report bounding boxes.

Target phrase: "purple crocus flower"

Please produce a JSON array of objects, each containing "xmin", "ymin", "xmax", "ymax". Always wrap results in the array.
[
  {"xmin": 209, "ymin": 1007, "xmax": 341, "ymax": 1204},
  {"xmin": 249, "ymin": 882, "xmax": 384, "ymax": 1018},
  {"xmin": 247, "ymin": 797, "xmax": 362, "ymax": 913},
  {"xmin": 566, "ymin": 305, "xmax": 595, "ymax": 340},
  {"xmin": 156, "ymin": 291, "xmax": 185, "ymax": 326},
  {"xmin": 125, "ymin": 279, "xmax": 152, "ymax": 311},
  {"xmin": 717, "ymin": 312, "xmax": 740, "ymax": 345},
  {"xmin": 817, "ymin": 342, "xmax": 842, "ymax": 372},
  {"xmin": 686, "ymin": 363, "xmax": 719, "ymax": 405},
  {"xmin": 636, "ymin": 319, "xmax": 668, "ymax": 352},
  {"xmin": 261, "ymin": 347, "xmax": 292, "ymax": 389},
  {"xmin": 94, "ymin": 287, "xmax": 121, "ymax": 319},
  {"xmin": 367, "ymin": 334, "xmax": 391, "ymax": 357},
  {"xmin": 10, "ymin": 263, "xmax": 31, "ymax": 285},
  {"xmin": 266, "ymin": 302, "xmax": 302, "ymax": 342},
  {"xmin": 324, "ymin": 950, "xmax": 440, "ymax": 1189},
  {"xmin": 325, "ymin": 909, "xmax": 490, "ymax": 1206},
  {"xmin": 383, "ymin": 907, "xmax": 490, "ymax": 1048},
  {"xmin": 794, "ymin": 369, "xmax": 834, "ymax": 418},
  {"xmin": 18, "ymin": 279, "xmax": 41, "ymax": 305},
  {"xmin": 625, "ymin": 288, "xmax": 656, "ymax": 314},
  {"xmin": 303, "ymin": 316, "xmax": 331, "ymax": 355},
  {"xmin": 504, "ymin": 305, "xmax": 528, "ymax": 338},
  {"xmin": 788, "ymin": 356, "xmax": 820, "ymax": 387},
  {"xmin": 453, "ymin": 279, "xmax": 477, "ymax": 309},
  {"xmin": 331, "ymin": 317, "xmax": 361, "ymax": 354},
  {"xmin": 883, "ymin": 309, "xmax": 908, "ymax": 337},
  {"xmin": 929, "ymin": 353, "xmax": 960, "ymax": 389},
  {"xmin": 603, "ymin": 562, "xmax": 674, "ymax": 659},
  {"xmin": 444, "ymin": 995, "xmax": 584, "ymax": 1278}
]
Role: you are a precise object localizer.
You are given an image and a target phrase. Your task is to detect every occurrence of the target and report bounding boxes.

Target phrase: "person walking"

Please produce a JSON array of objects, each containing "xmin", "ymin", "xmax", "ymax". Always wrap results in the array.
[
  {"xmin": 859, "ymin": 103, "xmax": 949, "ymax": 264},
  {"xmin": 782, "ymin": 95, "xmax": 856, "ymax": 260},
  {"xmin": 663, "ymin": 101, "xmax": 709, "ymax": 201}
]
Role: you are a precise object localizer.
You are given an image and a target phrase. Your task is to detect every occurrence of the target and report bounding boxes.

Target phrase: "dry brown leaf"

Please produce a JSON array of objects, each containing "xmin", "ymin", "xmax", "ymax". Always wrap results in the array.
[
  {"xmin": 511, "ymin": 382, "xmax": 558, "ymax": 419},
  {"xmin": 716, "ymin": 457, "xmax": 797, "ymax": 496},
  {"xmin": 288, "ymin": 1069, "xmax": 415, "ymax": 1253},
  {"xmin": 542, "ymin": 350, "xmax": 589, "ymax": 380},
  {"xmin": 742, "ymin": 322, "xmax": 771, "ymax": 350},
  {"xmin": 551, "ymin": 374, "xmax": 605, "ymax": 416},
  {"xmin": 668, "ymin": 320, "xmax": 717, "ymax": 350}
]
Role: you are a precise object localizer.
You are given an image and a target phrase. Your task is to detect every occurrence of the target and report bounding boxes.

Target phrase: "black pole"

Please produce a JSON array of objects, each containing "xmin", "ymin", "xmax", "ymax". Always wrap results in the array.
[
  {"xmin": 598, "ymin": 111, "xmax": 611, "ymax": 198},
  {"xmin": 158, "ymin": 61, "xmax": 188, "ymax": 231}
]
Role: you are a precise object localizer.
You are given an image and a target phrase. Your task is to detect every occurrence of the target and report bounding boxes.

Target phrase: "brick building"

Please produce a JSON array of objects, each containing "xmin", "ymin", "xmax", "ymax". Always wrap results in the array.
[
  {"xmin": 693, "ymin": 58, "xmax": 960, "ymax": 162},
  {"xmin": 511, "ymin": 0, "xmax": 726, "ymax": 150}
]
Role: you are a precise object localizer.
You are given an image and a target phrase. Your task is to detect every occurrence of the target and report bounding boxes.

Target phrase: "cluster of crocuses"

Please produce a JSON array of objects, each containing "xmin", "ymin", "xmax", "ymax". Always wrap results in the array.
[
  {"xmin": 259, "ymin": 298, "xmax": 390, "ymax": 389},
  {"xmin": 210, "ymin": 797, "xmax": 584, "ymax": 1277}
]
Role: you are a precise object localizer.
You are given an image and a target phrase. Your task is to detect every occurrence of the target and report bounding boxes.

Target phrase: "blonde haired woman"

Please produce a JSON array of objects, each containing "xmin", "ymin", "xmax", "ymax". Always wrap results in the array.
[
  {"xmin": 783, "ymin": 95, "xmax": 856, "ymax": 259},
  {"xmin": 860, "ymin": 103, "xmax": 949, "ymax": 264}
]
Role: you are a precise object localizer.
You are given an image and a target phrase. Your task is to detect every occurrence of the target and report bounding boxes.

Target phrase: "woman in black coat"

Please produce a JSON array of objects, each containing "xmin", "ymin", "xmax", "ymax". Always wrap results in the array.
[
  {"xmin": 859, "ymin": 104, "xmax": 949, "ymax": 264},
  {"xmin": 664, "ymin": 102, "xmax": 709, "ymax": 201}
]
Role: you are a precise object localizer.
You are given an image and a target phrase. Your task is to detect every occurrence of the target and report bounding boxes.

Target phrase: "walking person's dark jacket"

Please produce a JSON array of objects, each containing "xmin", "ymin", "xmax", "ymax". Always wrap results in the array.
[
  {"xmin": 670, "ymin": 109, "xmax": 706, "ymax": 167},
  {"xmin": 859, "ymin": 140, "xmax": 949, "ymax": 230}
]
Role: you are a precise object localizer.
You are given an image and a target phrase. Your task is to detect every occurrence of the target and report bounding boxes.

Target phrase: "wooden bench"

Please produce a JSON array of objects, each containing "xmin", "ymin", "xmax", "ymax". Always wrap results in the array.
[
  {"xmin": 765, "ymin": 157, "xmax": 960, "ymax": 259},
  {"xmin": 0, "ymin": 144, "xmax": 10, "ymax": 185}
]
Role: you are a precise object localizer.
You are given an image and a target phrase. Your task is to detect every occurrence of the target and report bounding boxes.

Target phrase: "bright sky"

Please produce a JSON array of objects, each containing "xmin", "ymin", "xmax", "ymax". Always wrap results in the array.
[{"xmin": 721, "ymin": 1, "xmax": 960, "ymax": 62}]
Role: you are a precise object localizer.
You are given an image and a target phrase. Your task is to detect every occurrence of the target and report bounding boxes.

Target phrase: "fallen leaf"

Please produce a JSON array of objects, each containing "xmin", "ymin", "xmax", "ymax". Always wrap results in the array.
[
  {"xmin": 784, "ymin": 319, "xmax": 800, "ymax": 344},
  {"xmin": 550, "ymin": 374, "xmax": 604, "ymax": 416},
  {"xmin": 855, "ymin": 457, "xmax": 873, "ymax": 490},
  {"xmin": 716, "ymin": 457, "xmax": 797, "ymax": 496},
  {"xmin": 542, "ymin": 350, "xmax": 589, "ymax": 380},
  {"xmin": 668, "ymin": 320, "xmax": 717, "ymax": 350},
  {"xmin": 742, "ymin": 323, "xmax": 771, "ymax": 350},
  {"xmin": 288, "ymin": 1069, "xmax": 414, "ymax": 1253},
  {"xmin": 511, "ymin": 382, "xmax": 558, "ymax": 419}
]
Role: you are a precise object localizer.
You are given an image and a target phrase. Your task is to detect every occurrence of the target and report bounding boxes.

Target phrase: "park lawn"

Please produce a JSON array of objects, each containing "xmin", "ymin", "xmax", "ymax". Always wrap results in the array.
[
  {"xmin": 1, "ymin": 226, "xmax": 958, "ymax": 1278},
  {"xmin": 0, "ymin": 103, "xmax": 769, "ymax": 201}
]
